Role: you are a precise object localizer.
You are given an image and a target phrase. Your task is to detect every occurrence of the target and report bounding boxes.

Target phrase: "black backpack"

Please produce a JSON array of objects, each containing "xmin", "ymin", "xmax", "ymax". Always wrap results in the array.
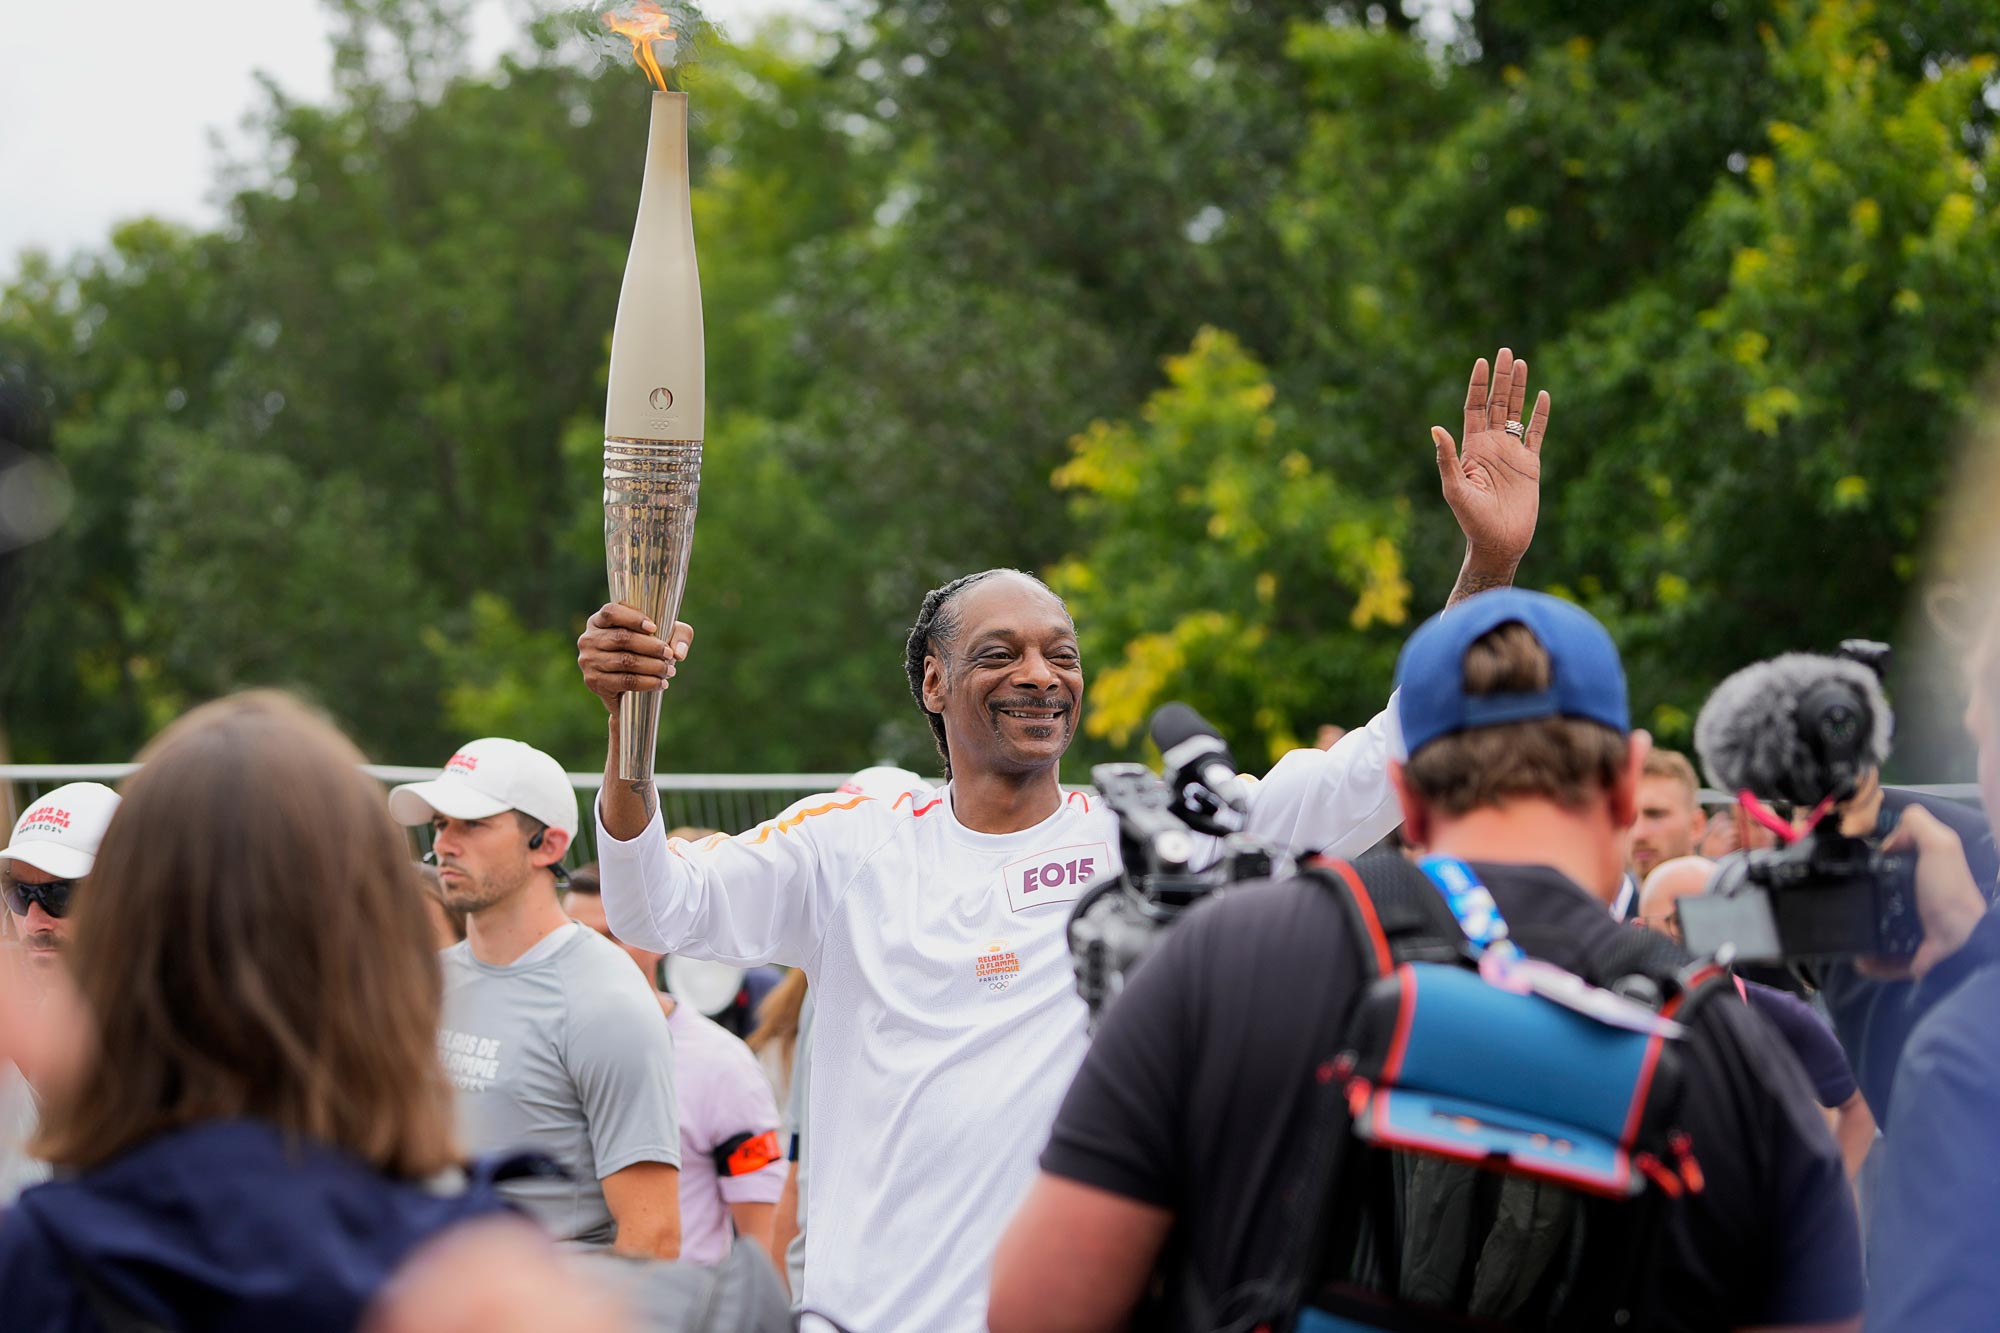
[{"xmin": 1253, "ymin": 852, "xmax": 1733, "ymax": 1333}]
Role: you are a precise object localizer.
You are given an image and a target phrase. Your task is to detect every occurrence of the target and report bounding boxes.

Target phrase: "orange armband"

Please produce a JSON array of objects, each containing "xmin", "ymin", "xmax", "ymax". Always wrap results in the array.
[{"xmin": 712, "ymin": 1129, "xmax": 781, "ymax": 1178}]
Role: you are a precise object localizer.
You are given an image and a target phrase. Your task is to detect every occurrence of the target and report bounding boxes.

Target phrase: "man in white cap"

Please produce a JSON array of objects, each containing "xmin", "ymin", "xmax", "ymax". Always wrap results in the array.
[
  {"xmin": 0, "ymin": 781, "xmax": 120, "ymax": 1203},
  {"xmin": 1, "ymin": 782, "xmax": 121, "ymax": 975},
  {"xmin": 388, "ymin": 739, "xmax": 683, "ymax": 1257}
]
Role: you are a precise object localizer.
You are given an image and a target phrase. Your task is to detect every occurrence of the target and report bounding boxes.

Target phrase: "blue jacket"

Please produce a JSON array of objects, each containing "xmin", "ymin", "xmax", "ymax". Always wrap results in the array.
[
  {"xmin": 1865, "ymin": 907, "xmax": 2000, "ymax": 1329},
  {"xmin": 0, "ymin": 1117, "xmax": 513, "ymax": 1332}
]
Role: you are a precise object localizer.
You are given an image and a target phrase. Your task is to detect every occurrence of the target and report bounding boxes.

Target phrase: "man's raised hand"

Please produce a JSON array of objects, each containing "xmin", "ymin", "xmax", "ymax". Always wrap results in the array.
[
  {"xmin": 1432, "ymin": 346, "xmax": 1549, "ymax": 572},
  {"xmin": 576, "ymin": 604, "xmax": 693, "ymax": 716}
]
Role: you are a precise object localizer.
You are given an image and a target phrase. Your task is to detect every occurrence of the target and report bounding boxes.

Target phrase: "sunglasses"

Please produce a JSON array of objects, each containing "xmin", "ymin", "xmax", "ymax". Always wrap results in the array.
[{"xmin": 3, "ymin": 877, "xmax": 77, "ymax": 919}]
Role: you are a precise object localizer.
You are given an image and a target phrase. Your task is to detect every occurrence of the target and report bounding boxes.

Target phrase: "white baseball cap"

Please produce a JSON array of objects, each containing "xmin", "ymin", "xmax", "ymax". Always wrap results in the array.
[
  {"xmin": 838, "ymin": 765, "xmax": 929, "ymax": 804},
  {"xmin": 387, "ymin": 738, "xmax": 579, "ymax": 837},
  {"xmin": 665, "ymin": 955, "xmax": 746, "ymax": 1017},
  {"xmin": 1, "ymin": 782, "xmax": 122, "ymax": 880}
]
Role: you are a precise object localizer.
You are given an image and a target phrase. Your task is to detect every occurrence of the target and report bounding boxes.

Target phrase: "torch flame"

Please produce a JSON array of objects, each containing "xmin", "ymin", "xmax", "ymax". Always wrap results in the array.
[{"xmin": 604, "ymin": 2, "xmax": 678, "ymax": 92}]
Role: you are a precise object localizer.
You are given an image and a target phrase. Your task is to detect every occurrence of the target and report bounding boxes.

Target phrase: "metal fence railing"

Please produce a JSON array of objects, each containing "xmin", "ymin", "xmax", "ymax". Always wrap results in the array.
[
  {"xmin": 1695, "ymin": 785, "xmax": 1979, "ymax": 806},
  {"xmin": 0, "ymin": 765, "xmax": 905, "ymax": 869},
  {"xmin": 1, "ymin": 766, "xmax": 1980, "ymax": 871}
]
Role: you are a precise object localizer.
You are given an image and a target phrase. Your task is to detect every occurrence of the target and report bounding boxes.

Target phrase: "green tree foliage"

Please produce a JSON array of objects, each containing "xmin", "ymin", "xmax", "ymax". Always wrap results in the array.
[
  {"xmin": 1060, "ymin": 0, "xmax": 2000, "ymax": 763},
  {"xmin": 1547, "ymin": 3, "xmax": 2000, "ymax": 745},
  {"xmin": 2, "ymin": 0, "xmax": 1996, "ymax": 783},
  {"xmin": 1, "ymin": 5, "xmax": 878, "ymax": 767},
  {"xmin": 1, "ymin": 222, "xmax": 250, "ymax": 759},
  {"xmin": 1051, "ymin": 328, "xmax": 1408, "ymax": 763}
]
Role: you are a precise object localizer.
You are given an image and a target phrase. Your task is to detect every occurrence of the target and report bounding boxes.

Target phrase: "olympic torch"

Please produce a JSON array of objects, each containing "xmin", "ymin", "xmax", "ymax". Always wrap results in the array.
[{"xmin": 603, "ymin": 8, "xmax": 703, "ymax": 782}]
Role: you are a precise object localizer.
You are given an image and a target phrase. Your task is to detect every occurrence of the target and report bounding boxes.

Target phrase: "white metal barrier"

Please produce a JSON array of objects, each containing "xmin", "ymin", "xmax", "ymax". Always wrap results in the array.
[
  {"xmin": 0, "ymin": 765, "xmax": 910, "ymax": 868},
  {"xmin": 0, "ymin": 765, "xmax": 1979, "ymax": 869}
]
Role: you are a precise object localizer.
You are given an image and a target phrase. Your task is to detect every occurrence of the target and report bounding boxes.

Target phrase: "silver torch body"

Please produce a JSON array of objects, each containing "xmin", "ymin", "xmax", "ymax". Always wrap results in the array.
[{"xmin": 605, "ymin": 91, "xmax": 704, "ymax": 782}]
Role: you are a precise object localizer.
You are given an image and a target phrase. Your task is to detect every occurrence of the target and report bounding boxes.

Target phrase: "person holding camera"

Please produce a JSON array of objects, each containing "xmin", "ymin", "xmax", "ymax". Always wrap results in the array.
[
  {"xmin": 1690, "ymin": 648, "xmax": 1998, "ymax": 1133},
  {"xmin": 1853, "ymin": 608, "xmax": 2000, "ymax": 1329},
  {"xmin": 990, "ymin": 590, "xmax": 1862, "ymax": 1333}
]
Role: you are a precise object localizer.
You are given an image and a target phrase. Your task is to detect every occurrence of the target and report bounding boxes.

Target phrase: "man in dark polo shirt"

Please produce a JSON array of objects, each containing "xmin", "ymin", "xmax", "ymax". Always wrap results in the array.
[{"xmin": 990, "ymin": 590, "xmax": 1863, "ymax": 1333}]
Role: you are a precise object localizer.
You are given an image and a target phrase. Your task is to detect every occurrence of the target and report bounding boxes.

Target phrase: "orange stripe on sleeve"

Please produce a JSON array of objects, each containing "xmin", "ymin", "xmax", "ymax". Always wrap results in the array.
[{"xmin": 749, "ymin": 795, "xmax": 872, "ymax": 845}]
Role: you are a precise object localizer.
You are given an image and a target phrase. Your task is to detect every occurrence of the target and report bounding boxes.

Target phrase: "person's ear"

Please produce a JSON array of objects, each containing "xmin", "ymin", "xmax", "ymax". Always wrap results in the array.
[
  {"xmin": 1389, "ymin": 762, "xmax": 1429, "ymax": 850},
  {"xmin": 922, "ymin": 654, "xmax": 947, "ymax": 715},
  {"xmin": 532, "ymin": 827, "xmax": 572, "ymax": 870},
  {"xmin": 1611, "ymin": 731, "xmax": 1654, "ymax": 831}
]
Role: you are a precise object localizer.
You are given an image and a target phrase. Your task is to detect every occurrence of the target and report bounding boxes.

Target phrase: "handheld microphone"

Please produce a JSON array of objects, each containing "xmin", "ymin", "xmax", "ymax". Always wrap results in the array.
[
  {"xmin": 1150, "ymin": 703, "xmax": 1253, "ymax": 832},
  {"xmin": 1693, "ymin": 653, "xmax": 1892, "ymax": 809}
]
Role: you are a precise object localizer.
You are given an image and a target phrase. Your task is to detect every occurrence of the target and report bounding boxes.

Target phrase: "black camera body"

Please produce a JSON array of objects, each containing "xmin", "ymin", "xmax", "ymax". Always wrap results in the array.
[
  {"xmin": 1677, "ymin": 825, "xmax": 1921, "ymax": 962},
  {"xmin": 1685, "ymin": 646, "xmax": 1918, "ymax": 963},
  {"xmin": 1067, "ymin": 761, "xmax": 1291, "ymax": 1030}
]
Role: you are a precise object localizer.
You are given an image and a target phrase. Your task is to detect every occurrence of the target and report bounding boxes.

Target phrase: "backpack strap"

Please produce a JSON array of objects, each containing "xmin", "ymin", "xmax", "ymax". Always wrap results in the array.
[
  {"xmin": 1580, "ymin": 925, "xmax": 1701, "ymax": 999},
  {"xmin": 1160, "ymin": 853, "xmax": 1460, "ymax": 1332},
  {"xmin": 1304, "ymin": 850, "xmax": 1474, "ymax": 978},
  {"xmin": 1252, "ymin": 853, "xmax": 1479, "ymax": 1331}
]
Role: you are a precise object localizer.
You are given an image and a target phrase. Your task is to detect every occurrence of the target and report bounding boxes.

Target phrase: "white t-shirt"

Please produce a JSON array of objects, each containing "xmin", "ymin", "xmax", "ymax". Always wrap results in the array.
[
  {"xmin": 663, "ymin": 1001, "xmax": 786, "ymax": 1265},
  {"xmin": 596, "ymin": 711, "xmax": 1402, "ymax": 1332}
]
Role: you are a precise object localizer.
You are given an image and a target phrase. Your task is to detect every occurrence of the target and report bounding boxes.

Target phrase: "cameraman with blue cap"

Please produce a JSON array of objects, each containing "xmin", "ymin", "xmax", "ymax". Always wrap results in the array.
[{"xmin": 991, "ymin": 589, "xmax": 1861, "ymax": 1333}]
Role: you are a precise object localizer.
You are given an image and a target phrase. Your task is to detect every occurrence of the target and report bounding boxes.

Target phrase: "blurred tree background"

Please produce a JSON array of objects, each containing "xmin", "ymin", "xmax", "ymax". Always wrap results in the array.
[{"xmin": 2, "ymin": 0, "xmax": 1996, "ymax": 779}]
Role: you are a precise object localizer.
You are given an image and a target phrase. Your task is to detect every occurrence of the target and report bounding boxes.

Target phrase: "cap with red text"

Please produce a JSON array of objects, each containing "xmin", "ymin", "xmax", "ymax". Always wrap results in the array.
[
  {"xmin": 1, "ymin": 782, "xmax": 122, "ymax": 880},
  {"xmin": 387, "ymin": 738, "xmax": 578, "ymax": 837}
]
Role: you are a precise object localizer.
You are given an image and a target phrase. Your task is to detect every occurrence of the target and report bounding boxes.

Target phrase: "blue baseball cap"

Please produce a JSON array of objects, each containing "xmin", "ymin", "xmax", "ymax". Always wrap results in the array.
[{"xmin": 1393, "ymin": 589, "xmax": 1629, "ymax": 758}]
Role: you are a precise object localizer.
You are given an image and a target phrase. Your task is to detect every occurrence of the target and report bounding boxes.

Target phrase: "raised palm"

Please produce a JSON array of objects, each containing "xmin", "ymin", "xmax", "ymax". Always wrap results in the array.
[{"xmin": 1432, "ymin": 347, "xmax": 1549, "ymax": 564}]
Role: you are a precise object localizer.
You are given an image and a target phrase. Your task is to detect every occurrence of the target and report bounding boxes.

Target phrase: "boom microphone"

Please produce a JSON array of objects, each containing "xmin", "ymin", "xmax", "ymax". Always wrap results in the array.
[
  {"xmin": 1150, "ymin": 703, "xmax": 1253, "ymax": 824},
  {"xmin": 1693, "ymin": 653, "xmax": 1893, "ymax": 809}
]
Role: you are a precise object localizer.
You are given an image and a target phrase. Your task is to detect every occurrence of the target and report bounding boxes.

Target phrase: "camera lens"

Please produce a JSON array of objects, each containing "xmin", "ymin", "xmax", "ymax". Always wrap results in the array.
[{"xmin": 1816, "ymin": 701, "xmax": 1859, "ymax": 747}]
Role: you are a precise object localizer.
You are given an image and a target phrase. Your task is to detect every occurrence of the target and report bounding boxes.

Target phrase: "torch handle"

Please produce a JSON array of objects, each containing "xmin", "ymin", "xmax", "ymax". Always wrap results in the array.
[{"xmin": 605, "ymin": 437, "xmax": 703, "ymax": 782}]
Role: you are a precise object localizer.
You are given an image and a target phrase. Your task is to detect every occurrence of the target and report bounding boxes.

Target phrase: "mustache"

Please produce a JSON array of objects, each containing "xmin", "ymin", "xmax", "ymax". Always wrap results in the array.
[
  {"xmin": 990, "ymin": 697, "xmax": 1073, "ymax": 712},
  {"xmin": 21, "ymin": 931, "xmax": 61, "ymax": 950}
]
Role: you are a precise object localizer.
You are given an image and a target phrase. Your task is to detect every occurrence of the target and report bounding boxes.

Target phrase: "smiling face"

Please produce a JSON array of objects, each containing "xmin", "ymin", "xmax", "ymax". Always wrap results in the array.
[{"xmin": 921, "ymin": 573, "xmax": 1083, "ymax": 781}]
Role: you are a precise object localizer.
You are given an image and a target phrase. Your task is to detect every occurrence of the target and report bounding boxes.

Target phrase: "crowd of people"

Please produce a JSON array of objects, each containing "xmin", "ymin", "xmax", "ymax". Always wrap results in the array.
[{"xmin": 0, "ymin": 347, "xmax": 1994, "ymax": 1331}]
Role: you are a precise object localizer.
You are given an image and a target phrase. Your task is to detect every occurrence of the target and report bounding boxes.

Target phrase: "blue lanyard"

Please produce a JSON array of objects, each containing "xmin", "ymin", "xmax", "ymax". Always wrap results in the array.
[{"xmin": 1417, "ymin": 855, "xmax": 1525, "ymax": 965}]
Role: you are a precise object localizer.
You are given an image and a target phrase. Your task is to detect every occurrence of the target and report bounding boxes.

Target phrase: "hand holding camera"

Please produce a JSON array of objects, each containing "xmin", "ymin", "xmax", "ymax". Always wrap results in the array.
[
  {"xmin": 1679, "ymin": 650, "xmax": 1921, "ymax": 962},
  {"xmin": 1872, "ymin": 805, "xmax": 1988, "ymax": 980}
]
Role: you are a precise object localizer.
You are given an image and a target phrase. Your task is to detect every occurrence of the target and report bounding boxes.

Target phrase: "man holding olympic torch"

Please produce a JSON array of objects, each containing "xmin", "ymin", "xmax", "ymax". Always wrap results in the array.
[{"xmin": 577, "ymin": 349, "xmax": 1550, "ymax": 1331}]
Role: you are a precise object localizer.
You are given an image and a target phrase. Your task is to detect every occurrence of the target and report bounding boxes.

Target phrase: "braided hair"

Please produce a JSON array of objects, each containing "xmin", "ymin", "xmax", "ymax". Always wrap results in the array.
[{"xmin": 904, "ymin": 568, "xmax": 1069, "ymax": 779}]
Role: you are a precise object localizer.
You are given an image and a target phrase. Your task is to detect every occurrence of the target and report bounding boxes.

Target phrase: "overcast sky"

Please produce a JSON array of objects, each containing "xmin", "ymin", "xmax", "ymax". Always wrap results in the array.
[{"xmin": 0, "ymin": 0, "xmax": 809, "ymax": 275}]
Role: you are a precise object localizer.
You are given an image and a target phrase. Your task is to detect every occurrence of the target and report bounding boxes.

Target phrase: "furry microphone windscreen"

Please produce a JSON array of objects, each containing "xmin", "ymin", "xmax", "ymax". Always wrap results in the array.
[{"xmin": 1694, "ymin": 653, "xmax": 1894, "ymax": 805}]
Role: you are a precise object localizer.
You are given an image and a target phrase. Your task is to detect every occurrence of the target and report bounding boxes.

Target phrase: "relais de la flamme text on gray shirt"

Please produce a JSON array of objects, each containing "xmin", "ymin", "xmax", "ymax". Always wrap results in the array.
[{"xmin": 438, "ymin": 923, "xmax": 680, "ymax": 1246}]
